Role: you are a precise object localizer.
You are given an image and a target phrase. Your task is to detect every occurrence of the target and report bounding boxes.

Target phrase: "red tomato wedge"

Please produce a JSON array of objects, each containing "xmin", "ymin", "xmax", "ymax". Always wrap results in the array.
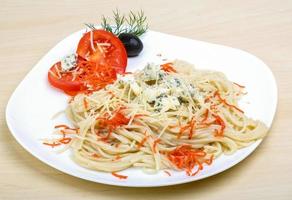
[
  {"xmin": 48, "ymin": 29, "xmax": 128, "ymax": 95},
  {"xmin": 76, "ymin": 29, "xmax": 127, "ymax": 74},
  {"xmin": 48, "ymin": 61, "xmax": 84, "ymax": 95},
  {"xmin": 48, "ymin": 58, "xmax": 118, "ymax": 95}
]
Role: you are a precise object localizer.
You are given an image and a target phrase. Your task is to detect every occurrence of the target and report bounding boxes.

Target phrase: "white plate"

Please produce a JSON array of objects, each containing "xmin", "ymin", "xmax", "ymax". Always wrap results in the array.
[{"xmin": 6, "ymin": 30, "xmax": 277, "ymax": 187}]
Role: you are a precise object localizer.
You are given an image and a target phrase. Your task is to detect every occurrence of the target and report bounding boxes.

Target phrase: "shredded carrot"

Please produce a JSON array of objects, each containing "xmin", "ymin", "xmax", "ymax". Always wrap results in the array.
[
  {"xmin": 160, "ymin": 62, "xmax": 177, "ymax": 73},
  {"xmin": 168, "ymin": 145, "xmax": 210, "ymax": 176},
  {"xmin": 201, "ymin": 109, "xmax": 209, "ymax": 123},
  {"xmin": 114, "ymin": 155, "xmax": 121, "ymax": 160},
  {"xmin": 115, "ymin": 143, "xmax": 121, "ymax": 148},
  {"xmin": 83, "ymin": 98, "xmax": 88, "ymax": 109},
  {"xmin": 142, "ymin": 130, "xmax": 147, "ymax": 135},
  {"xmin": 177, "ymin": 127, "xmax": 186, "ymax": 139},
  {"xmin": 51, "ymin": 59, "xmax": 118, "ymax": 96},
  {"xmin": 204, "ymin": 96, "xmax": 212, "ymax": 103},
  {"xmin": 210, "ymin": 104, "xmax": 218, "ymax": 111},
  {"xmin": 56, "ymin": 129, "xmax": 75, "ymax": 137},
  {"xmin": 153, "ymin": 139, "xmax": 161, "ymax": 153},
  {"xmin": 56, "ymin": 127, "xmax": 78, "ymax": 134},
  {"xmin": 43, "ymin": 142, "xmax": 61, "ymax": 148},
  {"xmin": 78, "ymin": 61, "xmax": 117, "ymax": 93},
  {"xmin": 233, "ymin": 82, "xmax": 245, "ymax": 88},
  {"xmin": 205, "ymin": 155, "xmax": 214, "ymax": 165},
  {"xmin": 111, "ymin": 172, "xmax": 128, "ymax": 179},
  {"xmin": 97, "ymin": 108, "xmax": 130, "ymax": 140},
  {"xmin": 212, "ymin": 114, "xmax": 226, "ymax": 137},
  {"xmin": 100, "ymin": 137, "xmax": 110, "ymax": 143},
  {"xmin": 137, "ymin": 136, "xmax": 149, "ymax": 149},
  {"xmin": 214, "ymin": 91, "xmax": 244, "ymax": 113},
  {"xmin": 188, "ymin": 117, "xmax": 196, "ymax": 139},
  {"xmin": 59, "ymin": 137, "xmax": 72, "ymax": 144},
  {"xmin": 191, "ymin": 166, "xmax": 202, "ymax": 176},
  {"xmin": 43, "ymin": 134, "xmax": 72, "ymax": 148},
  {"xmin": 92, "ymin": 153, "xmax": 100, "ymax": 158},
  {"xmin": 178, "ymin": 117, "xmax": 196, "ymax": 139},
  {"xmin": 108, "ymin": 91, "xmax": 115, "ymax": 97},
  {"xmin": 82, "ymin": 61, "xmax": 117, "ymax": 90},
  {"xmin": 164, "ymin": 170, "xmax": 171, "ymax": 176},
  {"xmin": 54, "ymin": 124, "xmax": 70, "ymax": 129}
]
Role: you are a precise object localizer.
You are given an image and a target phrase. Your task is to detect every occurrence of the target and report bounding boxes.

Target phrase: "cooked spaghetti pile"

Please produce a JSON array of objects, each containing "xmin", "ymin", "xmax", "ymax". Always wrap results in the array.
[{"xmin": 45, "ymin": 60, "xmax": 268, "ymax": 176}]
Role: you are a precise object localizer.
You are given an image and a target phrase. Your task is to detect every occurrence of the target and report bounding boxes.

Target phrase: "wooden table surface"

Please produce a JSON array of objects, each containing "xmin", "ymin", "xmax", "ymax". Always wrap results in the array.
[{"xmin": 1, "ymin": 0, "xmax": 291, "ymax": 199}]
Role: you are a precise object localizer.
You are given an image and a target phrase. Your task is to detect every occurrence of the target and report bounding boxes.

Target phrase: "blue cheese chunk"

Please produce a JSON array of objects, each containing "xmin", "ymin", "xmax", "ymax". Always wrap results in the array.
[
  {"xmin": 143, "ymin": 87, "xmax": 169, "ymax": 103},
  {"xmin": 117, "ymin": 74, "xmax": 135, "ymax": 84},
  {"xmin": 117, "ymin": 74, "xmax": 141, "ymax": 95},
  {"xmin": 167, "ymin": 77, "xmax": 182, "ymax": 87},
  {"xmin": 61, "ymin": 54, "xmax": 77, "ymax": 71},
  {"xmin": 154, "ymin": 95, "xmax": 180, "ymax": 112},
  {"xmin": 142, "ymin": 63, "xmax": 163, "ymax": 81}
]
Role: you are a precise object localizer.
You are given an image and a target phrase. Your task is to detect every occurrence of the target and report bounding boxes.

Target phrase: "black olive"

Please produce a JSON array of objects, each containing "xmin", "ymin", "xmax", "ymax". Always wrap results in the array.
[{"xmin": 118, "ymin": 33, "xmax": 143, "ymax": 57}]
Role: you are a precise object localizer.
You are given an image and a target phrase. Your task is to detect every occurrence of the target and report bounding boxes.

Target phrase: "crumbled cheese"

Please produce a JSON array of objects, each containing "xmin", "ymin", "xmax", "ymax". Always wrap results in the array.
[
  {"xmin": 153, "ymin": 95, "xmax": 180, "ymax": 112},
  {"xmin": 117, "ymin": 74, "xmax": 135, "ymax": 83},
  {"xmin": 90, "ymin": 30, "xmax": 96, "ymax": 52},
  {"xmin": 61, "ymin": 54, "xmax": 77, "ymax": 71},
  {"xmin": 130, "ymin": 82, "xmax": 141, "ymax": 96},
  {"xmin": 113, "ymin": 62, "xmax": 204, "ymax": 113},
  {"xmin": 143, "ymin": 87, "xmax": 169, "ymax": 103},
  {"xmin": 142, "ymin": 63, "xmax": 162, "ymax": 81},
  {"xmin": 117, "ymin": 74, "xmax": 141, "ymax": 96},
  {"xmin": 167, "ymin": 77, "xmax": 181, "ymax": 87}
]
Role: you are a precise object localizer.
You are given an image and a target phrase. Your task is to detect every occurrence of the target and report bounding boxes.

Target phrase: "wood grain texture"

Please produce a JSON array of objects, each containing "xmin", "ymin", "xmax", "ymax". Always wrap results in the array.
[{"xmin": 0, "ymin": 0, "xmax": 291, "ymax": 199}]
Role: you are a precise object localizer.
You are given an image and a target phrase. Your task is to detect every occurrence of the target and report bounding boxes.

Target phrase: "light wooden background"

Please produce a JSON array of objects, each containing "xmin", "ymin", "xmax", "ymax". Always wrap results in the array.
[{"xmin": 1, "ymin": 0, "xmax": 291, "ymax": 199}]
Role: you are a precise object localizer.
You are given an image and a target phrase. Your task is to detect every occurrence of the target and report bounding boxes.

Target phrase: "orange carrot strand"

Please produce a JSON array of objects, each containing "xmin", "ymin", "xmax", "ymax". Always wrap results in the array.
[
  {"xmin": 214, "ymin": 91, "xmax": 244, "ymax": 113},
  {"xmin": 43, "ymin": 142, "xmax": 61, "ymax": 148},
  {"xmin": 233, "ymin": 82, "xmax": 245, "ymax": 88},
  {"xmin": 164, "ymin": 170, "xmax": 171, "ymax": 176},
  {"xmin": 111, "ymin": 172, "xmax": 128, "ymax": 179},
  {"xmin": 160, "ymin": 62, "xmax": 177, "ymax": 73},
  {"xmin": 153, "ymin": 139, "xmax": 161, "ymax": 153}
]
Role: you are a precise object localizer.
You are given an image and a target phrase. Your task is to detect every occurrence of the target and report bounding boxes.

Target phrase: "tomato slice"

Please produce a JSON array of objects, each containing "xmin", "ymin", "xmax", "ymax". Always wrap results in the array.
[
  {"xmin": 76, "ymin": 29, "xmax": 127, "ymax": 74},
  {"xmin": 48, "ymin": 58, "xmax": 118, "ymax": 95},
  {"xmin": 48, "ymin": 61, "xmax": 84, "ymax": 95},
  {"xmin": 48, "ymin": 29, "xmax": 127, "ymax": 95}
]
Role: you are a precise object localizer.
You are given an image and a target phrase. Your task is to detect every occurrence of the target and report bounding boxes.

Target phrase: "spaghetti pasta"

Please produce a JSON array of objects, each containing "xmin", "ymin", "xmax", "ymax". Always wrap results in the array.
[{"xmin": 51, "ymin": 60, "xmax": 268, "ymax": 176}]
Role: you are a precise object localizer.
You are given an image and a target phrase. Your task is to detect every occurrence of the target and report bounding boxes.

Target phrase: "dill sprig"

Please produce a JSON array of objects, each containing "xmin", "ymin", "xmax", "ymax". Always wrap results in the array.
[
  {"xmin": 126, "ymin": 10, "xmax": 148, "ymax": 36},
  {"xmin": 86, "ymin": 9, "xmax": 148, "ymax": 37},
  {"xmin": 84, "ymin": 23, "xmax": 96, "ymax": 30}
]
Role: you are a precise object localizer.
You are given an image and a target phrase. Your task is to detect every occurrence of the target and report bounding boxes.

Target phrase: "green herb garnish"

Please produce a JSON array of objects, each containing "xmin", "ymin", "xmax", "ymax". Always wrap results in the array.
[{"xmin": 86, "ymin": 9, "xmax": 148, "ymax": 37}]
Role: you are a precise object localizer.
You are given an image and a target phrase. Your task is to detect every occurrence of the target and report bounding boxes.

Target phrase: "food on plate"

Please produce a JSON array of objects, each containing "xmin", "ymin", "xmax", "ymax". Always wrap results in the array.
[
  {"xmin": 45, "ymin": 13, "xmax": 268, "ymax": 178},
  {"xmin": 118, "ymin": 33, "xmax": 143, "ymax": 57},
  {"xmin": 48, "ymin": 10, "xmax": 149, "ymax": 95},
  {"xmin": 44, "ymin": 60, "xmax": 268, "ymax": 177},
  {"xmin": 86, "ymin": 10, "xmax": 148, "ymax": 57},
  {"xmin": 76, "ymin": 30, "xmax": 127, "ymax": 71},
  {"xmin": 48, "ymin": 30, "xmax": 127, "ymax": 95}
]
